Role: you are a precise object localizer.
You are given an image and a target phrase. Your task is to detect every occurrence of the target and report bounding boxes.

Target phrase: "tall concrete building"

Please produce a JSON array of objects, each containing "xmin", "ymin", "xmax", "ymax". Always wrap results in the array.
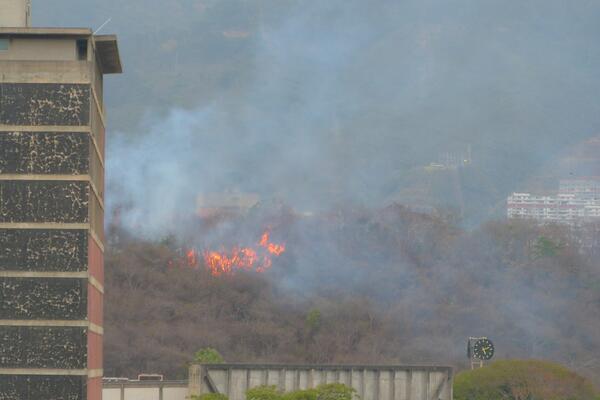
[{"xmin": 0, "ymin": 1, "xmax": 121, "ymax": 399}]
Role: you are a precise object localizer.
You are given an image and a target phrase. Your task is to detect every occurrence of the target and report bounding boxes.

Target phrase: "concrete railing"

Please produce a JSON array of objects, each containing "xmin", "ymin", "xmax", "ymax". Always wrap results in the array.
[
  {"xmin": 189, "ymin": 364, "xmax": 453, "ymax": 400},
  {"xmin": 102, "ymin": 380, "xmax": 188, "ymax": 400}
]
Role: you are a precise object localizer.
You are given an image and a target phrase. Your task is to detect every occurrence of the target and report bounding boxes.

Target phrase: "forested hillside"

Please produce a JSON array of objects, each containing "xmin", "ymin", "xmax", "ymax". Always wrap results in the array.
[
  {"xmin": 104, "ymin": 205, "xmax": 600, "ymax": 385},
  {"xmin": 35, "ymin": 1, "xmax": 600, "ymax": 225}
]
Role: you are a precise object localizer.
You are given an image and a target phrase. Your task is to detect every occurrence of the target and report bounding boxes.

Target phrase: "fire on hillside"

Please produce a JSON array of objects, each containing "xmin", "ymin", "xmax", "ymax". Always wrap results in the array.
[{"xmin": 169, "ymin": 230, "xmax": 286, "ymax": 277}]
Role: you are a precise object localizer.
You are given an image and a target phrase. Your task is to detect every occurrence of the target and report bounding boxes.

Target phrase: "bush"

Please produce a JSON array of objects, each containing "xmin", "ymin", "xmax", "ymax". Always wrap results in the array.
[
  {"xmin": 246, "ymin": 384, "xmax": 355, "ymax": 400},
  {"xmin": 315, "ymin": 384, "xmax": 355, "ymax": 400},
  {"xmin": 283, "ymin": 389, "xmax": 318, "ymax": 400},
  {"xmin": 306, "ymin": 309, "xmax": 322, "ymax": 332},
  {"xmin": 454, "ymin": 359, "xmax": 598, "ymax": 400},
  {"xmin": 193, "ymin": 347, "xmax": 224, "ymax": 364},
  {"xmin": 247, "ymin": 386, "xmax": 283, "ymax": 400},
  {"xmin": 191, "ymin": 394, "xmax": 229, "ymax": 400}
]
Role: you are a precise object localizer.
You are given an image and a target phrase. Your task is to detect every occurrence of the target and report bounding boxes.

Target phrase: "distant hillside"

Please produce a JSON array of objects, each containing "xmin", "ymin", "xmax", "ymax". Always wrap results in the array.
[
  {"xmin": 103, "ymin": 206, "xmax": 600, "ymax": 384},
  {"xmin": 34, "ymin": 1, "xmax": 600, "ymax": 224}
]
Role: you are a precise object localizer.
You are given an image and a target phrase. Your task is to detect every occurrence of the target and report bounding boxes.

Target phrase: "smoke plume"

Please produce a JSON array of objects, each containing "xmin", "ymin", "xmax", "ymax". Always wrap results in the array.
[{"xmin": 94, "ymin": 0, "xmax": 600, "ymax": 234}]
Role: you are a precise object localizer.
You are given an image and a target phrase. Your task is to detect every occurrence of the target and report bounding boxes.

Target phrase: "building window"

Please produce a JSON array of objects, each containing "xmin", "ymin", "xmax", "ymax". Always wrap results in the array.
[
  {"xmin": 0, "ymin": 38, "xmax": 9, "ymax": 51},
  {"xmin": 76, "ymin": 39, "xmax": 88, "ymax": 60}
]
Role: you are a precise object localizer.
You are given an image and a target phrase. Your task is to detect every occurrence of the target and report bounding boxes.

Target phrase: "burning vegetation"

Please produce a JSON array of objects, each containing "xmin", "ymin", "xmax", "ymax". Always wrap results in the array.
[
  {"xmin": 169, "ymin": 230, "xmax": 286, "ymax": 276},
  {"xmin": 204, "ymin": 230, "xmax": 286, "ymax": 276},
  {"xmin": 105, "ymin": 205, "xmax": 600, "ymax": 384}
]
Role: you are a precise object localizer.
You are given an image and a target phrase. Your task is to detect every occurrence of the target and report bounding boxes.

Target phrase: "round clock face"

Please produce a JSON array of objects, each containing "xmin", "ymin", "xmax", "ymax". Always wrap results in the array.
[{"xmin": 473, "ymin": 338, "xmax": 495, "ymax": 360}]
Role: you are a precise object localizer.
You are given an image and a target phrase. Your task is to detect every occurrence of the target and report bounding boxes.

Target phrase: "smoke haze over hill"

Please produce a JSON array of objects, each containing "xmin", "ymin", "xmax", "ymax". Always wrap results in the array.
[
  {"xmin": 103, "ymin": 210, "xmax": 600, "ymax": 383},
  {"xmin": 35, "ymin": 0, "xmax": 600, "ymax": 228}
]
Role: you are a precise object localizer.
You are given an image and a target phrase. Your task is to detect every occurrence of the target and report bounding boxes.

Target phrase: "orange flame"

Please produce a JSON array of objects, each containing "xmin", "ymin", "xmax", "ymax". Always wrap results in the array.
[
  {"xmin": 259, "ymin": 231, "xmax": 286, "ymax": 256},
  {"xmin": 169, "ymin": 248, "xmax": 199, "ymax": 269},
  {"xmin": 203, "ymin": 230, "xmax": 286, "ymax": 276},
  {"xmin": 187, "ymin": 249, "xmax": 199, "ymax": 267}
]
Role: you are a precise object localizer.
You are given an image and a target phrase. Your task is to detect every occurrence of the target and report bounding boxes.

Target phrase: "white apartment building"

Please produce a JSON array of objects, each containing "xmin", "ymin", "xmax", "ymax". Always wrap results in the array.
[
  {"xmin": 559, "ymin": 178, "xmax": 600, "ymax": 200},
  {"xmin": 507, "ymin": 192, "xmax": 600, "ymax": 224}
]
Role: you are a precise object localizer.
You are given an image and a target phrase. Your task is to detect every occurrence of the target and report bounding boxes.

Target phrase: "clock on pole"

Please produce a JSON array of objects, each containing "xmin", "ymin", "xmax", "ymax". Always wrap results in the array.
[{"xmin": 467, "ymin": 337, "xmax": 495, "ymax": 369}]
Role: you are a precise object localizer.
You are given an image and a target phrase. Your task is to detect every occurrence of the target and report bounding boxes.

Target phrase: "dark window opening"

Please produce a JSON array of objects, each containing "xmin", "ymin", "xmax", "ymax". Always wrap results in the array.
[
  {"xmin": 76, "ymin": 39, "xmax": 88, "ymax": 60},
  {"xmin": 0, "ymin": 38, "xmax": 9, "ymax": 51}
]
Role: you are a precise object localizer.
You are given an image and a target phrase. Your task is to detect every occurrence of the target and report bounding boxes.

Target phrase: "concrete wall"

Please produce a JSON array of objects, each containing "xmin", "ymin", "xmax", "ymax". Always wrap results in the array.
[
  {"xmin": 0, "ymin": 0, "xmax": 31, "ymax": 27},
  {"xmin": 189, "ymin": 364, "xmax": 453, "ymax": 400},
  {"xmin": 0, "ymin": 38, "xmax": 78, "ymax": 61},
  {"xmin": 102, "ymin": 381, "xmax": 189, "ymax": 400}
]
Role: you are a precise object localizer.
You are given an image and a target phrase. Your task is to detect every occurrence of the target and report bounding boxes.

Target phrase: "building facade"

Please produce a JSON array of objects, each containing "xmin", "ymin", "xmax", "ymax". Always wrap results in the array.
[
  {"xmin": 0, "ymin": 1, "xmax": 121, "ymax": 399},
  {"xmin": 559, "ymin": 178, "xmax": 600, "ymax": 200},
  {"xmin": 507, "ymin": 178, "xmax": 600, "ymax": 224}
]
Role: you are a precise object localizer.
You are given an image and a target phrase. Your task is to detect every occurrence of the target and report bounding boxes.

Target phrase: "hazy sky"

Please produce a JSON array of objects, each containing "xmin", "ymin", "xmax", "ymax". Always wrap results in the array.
[{"xmin": 35, "ymin": 0, "xmax": 600, "ymax": 230}]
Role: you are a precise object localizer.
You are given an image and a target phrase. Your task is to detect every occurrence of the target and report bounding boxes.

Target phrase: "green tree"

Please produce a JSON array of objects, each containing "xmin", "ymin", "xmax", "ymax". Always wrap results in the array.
[
  {"xmin": 191, "ymin": 394, "xmax": 229, "ymax": 400},
  {"xmin": 246, "ymin": 384, "xmax": 355, "ymax": 400},
  {"xmin": 193, "ymin": 347, "xmax": 224, "ymax": 364},
  {"xmin": 454, "ymin": 360, "xmax": 598, "ymax": 400},
  {"xmin": 305, "ymin": 308, "xmax": 322, "ymax": 339},
  {"xmin": 533, "ymin": 236, "xmax": 563, "ymax": 259},
  {"xmin": 246, "ymin": 386, "xmax": 283, "ymax": 400},
  {"xmin": 315, "ymin": 384, "xmax": 355, "ymax": 400},
  {"xmin": 282, "ymin": 389, "xmax": 318, "ymax": 400}
]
